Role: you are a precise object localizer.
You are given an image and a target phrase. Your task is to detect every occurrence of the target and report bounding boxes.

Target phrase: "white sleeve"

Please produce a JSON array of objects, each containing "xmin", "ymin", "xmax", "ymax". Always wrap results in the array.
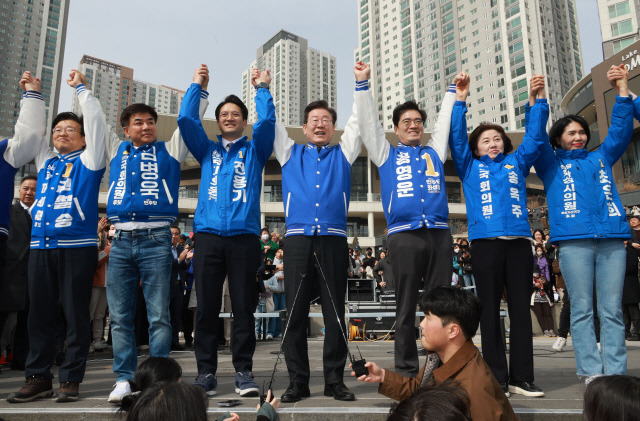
[
  {"xmin": 76, "ymin": 85, "xmax": 107, "ymax": 171},
  {"xmin": 273, "ymin": 116, "xmax": 294, "ymax": 166},
  {"xmin": 167, "ymin": 95, "xmax": 210, "ymax": 162},
  {"xmin": 354, "ymin": 86, "xmax": 390, "ymax": 167},
  {"xmin": 104, "ymin": 126, "xmax": 121, "ymax": 162},
  {"xmin": 3, "ymin": 93, "xmax": 48, "ymax": 168},
  {"xmin": 425, "ymin": 90, "xmax": 456, "ymax": 163},
  {"xmin": 339, "ymin": 95, "xmax": 363, "ymax": 165}
]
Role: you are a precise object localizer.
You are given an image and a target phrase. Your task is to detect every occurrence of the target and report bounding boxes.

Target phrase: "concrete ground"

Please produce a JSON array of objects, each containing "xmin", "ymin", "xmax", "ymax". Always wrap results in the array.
[{"xmin": 0, "ymin": 333, "xmax": 638, "ymax": 420}]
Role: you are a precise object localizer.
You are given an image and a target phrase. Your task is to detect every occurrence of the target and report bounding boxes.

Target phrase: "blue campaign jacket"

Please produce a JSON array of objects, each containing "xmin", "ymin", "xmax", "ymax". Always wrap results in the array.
[
  {"xmin": 107, "ymin": 140, "xmax": 180, "ymax": 225},
  {"xmin": 449, "ymin": 99, "xmax": 549, "ymax": 241},
  {"xmin": 354, "ymin": 83, "xmax": 455, "ymax": 236},
  {"xmin": 282, "ymin": 143, "xmax": 353, "ymax": 237},
  {"xmin": 30, "ymin": 85, "xmax": 106, "ymax": 249},
  {"xmin": 0, "ymin": 140, "xmax": 19, "ymax": 237},
  {"xmin": 533, "ymin": 95, "xmax": 635, "ymax": 244},
  {"xmin": 177, "ymin": 83, "xmax": 275, "ymax": 236}
]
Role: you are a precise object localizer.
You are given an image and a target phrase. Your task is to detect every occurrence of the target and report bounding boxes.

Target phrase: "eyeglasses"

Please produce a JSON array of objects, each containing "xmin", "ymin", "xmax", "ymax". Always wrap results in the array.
[
  {"xmin": 52, "ymin": 127, "xmax": 79, "ymax": 135},
  {"xmin": 400, "ymin": 118, "xmax": 423, "ymax": 128},
  {"xmin": 220, "ymin": 111, "xmax": 242, "ymax": 119},
  {"xmin": 308, "ymin": 118, "xmax": 333, "ymax": 126}
]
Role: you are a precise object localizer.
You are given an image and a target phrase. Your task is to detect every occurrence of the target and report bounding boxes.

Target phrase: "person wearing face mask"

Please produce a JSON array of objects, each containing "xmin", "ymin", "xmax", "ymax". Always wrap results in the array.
[
  {"xmin": 449, "ymin": 72, "xmax": 548, "ymax": 397},
  {"xmin": 531, "ymin": 245, "xmax": 555, "ymax": 337},
  {"xmin": 533, "ymin": 65, "xmax": 639, "ymax": 383},
  {"xmin": 260, "ymin": 228, "xmax": 279, "ymax": 263}
]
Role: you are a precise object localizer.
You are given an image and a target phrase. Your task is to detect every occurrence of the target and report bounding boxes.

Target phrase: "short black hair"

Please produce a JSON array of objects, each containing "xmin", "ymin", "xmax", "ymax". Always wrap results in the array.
[
  {"xmin": 125, "ymin": 382, "xmax": 207, "ymax": 421},
  {"xmin": 387, "ymin": 380, "xmax": 472, "ymax": 421},
  {"xmin": 584, "ymin": 375, "xmax": 640, "ymax": 421},
  {"xmin": 215, "ymin": 95, "xmax": 248, "ymax": 121},
  {"xmin": 120, "ymin": 104, "xmax": 158, "ymax": 128},
  {"xmin": 303, "ymin": 100, "xmax": 337, "ymax": 126},
  {"xmin": 53, "ymin": 112, "xmax": 84, "ymax": 136},
  {"xmin": 20, "ymin": 174, "xmax": 37, "ymax": 184},
  {"xmin": 392, "ymin": 101, "xmax": 427, "ymax": 127},
  {"xmin": 418, "ymin": 286, "xmax": 481, "ymax": 340},
  {"xmin": 468, "ymin": 123, "xmax": 514, "ymax": 158},
  {"xmin": 261, "ymin": 227, "xmax": 270, "ymax": 235},
  {"xmin": 548, "ymin": 115, "xmax": 590, "ymax": 150}
]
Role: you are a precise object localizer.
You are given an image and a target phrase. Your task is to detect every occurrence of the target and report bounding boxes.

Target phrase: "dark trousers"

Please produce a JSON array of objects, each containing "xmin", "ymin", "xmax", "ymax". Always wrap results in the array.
[
  {"xmin": 25, "ymin": 247, "xmax": 96, "ymax": 383},
  {"xmin": 181, "ymin": 290, "xmax": 193, "ymax": 345},
  {"xmin": 170, "ymin": 278, "xmax": 184, "ymax": 345},
  {"xmin": 193, "ymin": 233, "xmax": 260, "ymax": 375},
  {"xmin": 471, "ymin": 238, "xmax": 534, "ymax": 384},
  {"xmin": 531, "ymin": 302, "xmax": 555, "ymax": 332},
  {"xmin": 283, "ymin": 235, "xmax": 348, "ymax": 385},
  {"xmin": 388, "ymin": 227, "xmax": 452, "ymax": 377},
  {"xmin": 558, "ymin": 289, "xmax": 571, "ymax": 338},
  {"xmin": 623, "ymin": 303, "xmax": 640, "ymax": 336}
]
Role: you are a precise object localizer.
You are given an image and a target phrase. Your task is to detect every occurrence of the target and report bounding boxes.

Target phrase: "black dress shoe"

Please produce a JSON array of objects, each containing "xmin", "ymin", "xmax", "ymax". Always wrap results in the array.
[
  {"xmin": 324, "ymin": 382, "xmax": 355, "ymax": 401},
  {"xmin": 280, "ymin": 382, "xmax": 310, "ymax": 403}
]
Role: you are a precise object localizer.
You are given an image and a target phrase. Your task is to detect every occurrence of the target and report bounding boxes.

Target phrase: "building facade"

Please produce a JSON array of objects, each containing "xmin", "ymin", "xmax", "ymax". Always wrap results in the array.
[
  {"xmin": 0, "ymin": 0, "xmax": 70, "ymax": 140},
  {"xmin": 597, "ymin": 0, "xmax": 640, "ymax": 58},
  {"xmin": 73, "ymin": 55, "xmax": 185, "ymax": 138},
  {"xmin": 354, "ymin": 0, "xmax": 582, "ymax": 132},
  {"xmin": 241, "ymin": 30, "xmax": 337, "ymax": 125}
]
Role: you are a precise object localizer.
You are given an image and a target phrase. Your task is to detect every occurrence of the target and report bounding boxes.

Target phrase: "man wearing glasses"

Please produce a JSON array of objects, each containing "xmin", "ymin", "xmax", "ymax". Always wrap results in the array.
[
  {"xmin": 273, "ymin": 65, "xmax": 363, "ymax": 403},
  {"xmin": 8, "ymin": 70, "xmax": 106, "ymax": 403},
  {"xmin": 353, "ymin": 61, "xmax": 457, "ymax": 378},
  {"xmin": 178, "ymin": 64, "xmax": 275, "ymax": 398}
]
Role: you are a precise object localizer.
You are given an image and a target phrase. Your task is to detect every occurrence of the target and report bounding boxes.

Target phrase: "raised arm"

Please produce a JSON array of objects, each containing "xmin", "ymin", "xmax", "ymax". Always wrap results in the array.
[
  {"xmin": 68, "ymin": 70, "xmax": 106, "ymax": 172},
  {"xmin": 514, "ymin": 74, "xmax": 550, "ymax": 171},
  {"xmin": 426, "ymin": 82, "xmax": 457, "ymax": 164},
  {"xmin": 601, "ymin": 64, "xmax": 635, "ymax": 165},
  {"xmin": 273, "ymin": 119, "xmax": 295, "ymax": 166},
  {"xmin": 448, "ymin": 71, "xmax": 473, "ymax": 180},
  {"xmin": 177, "ymin": 65, "xmax": 213, "ymax": 163},
  {"xmin": 4, "ymin": 71, "xmax": 48, "ymax": 169},
  {"xmin": 354, "ymin": 61, "xmax": 389, "ymax": 167},
  {"xmin": 167, "ymin": 64, "xmax": 210, "ymax": 163},
  {"xmin": 250, "ymin": 68, "xmax": 276, "ymax": 164}
]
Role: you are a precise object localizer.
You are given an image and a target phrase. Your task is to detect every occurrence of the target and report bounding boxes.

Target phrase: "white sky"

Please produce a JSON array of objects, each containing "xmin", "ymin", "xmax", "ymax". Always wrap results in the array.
[{"xmin": 58, "ymin": 0, "xmax": 603, "ymax": 128}]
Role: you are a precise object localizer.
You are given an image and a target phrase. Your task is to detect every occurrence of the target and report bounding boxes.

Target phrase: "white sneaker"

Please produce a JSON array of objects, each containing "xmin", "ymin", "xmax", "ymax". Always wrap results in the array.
[
  {"xmin": 552, "ymin": 337, "xmax": 567, "ymax": 352},
  {"xmin": 266, "ymin": 334, "xmax": 273, "ymax": 340},
  {"xmin": 108, "ymin": 380, "xmax": 132, "ymax": 403},
  {"xmin": 88, "ymin": 344, "xmax": 95, "ymax": 354}
]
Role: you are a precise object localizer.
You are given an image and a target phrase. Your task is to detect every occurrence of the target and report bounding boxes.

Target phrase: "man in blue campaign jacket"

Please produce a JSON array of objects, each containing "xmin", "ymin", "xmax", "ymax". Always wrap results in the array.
[
  {"xmin": 177, "ymin": 65, "xmax": 275, "ymax": 397},
  {"xmin": 7, "ymin": 70, "xmax": 106, "ymax": 404},
  {"xmin": 274, "ymin": 65, "xmax": 363, "ymax": 404},
  {"xmin": 104, "ymin": 85, "xmax": 209, "ymax": 403},
  {"xmin": 354, "ymin": 61, "xmax": 456, "ymax": 377},
  {"xmin": 0, "ymin": 72, "xmax": 46, "ymax": 290}
]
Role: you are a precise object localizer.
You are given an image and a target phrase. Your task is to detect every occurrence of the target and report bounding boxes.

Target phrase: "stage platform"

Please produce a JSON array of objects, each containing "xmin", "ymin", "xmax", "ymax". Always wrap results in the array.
[{"xmin": 0, "ymin": 334, "xmax": 639, "ymax": 420}]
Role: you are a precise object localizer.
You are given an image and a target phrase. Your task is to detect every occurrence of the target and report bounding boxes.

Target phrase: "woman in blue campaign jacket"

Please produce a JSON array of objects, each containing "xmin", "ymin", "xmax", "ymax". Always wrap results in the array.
[
  {"xmin": 533, "ymin": 65, "xmax": 638, "ymax": 381},
  {"xmin": 449, "ymin": 73, "xmax": 548, "ymax": 397}
]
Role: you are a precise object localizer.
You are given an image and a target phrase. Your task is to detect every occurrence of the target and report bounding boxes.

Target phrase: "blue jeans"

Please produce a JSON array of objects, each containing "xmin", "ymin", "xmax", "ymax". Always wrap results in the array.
[
  {"xmin": 107, "ymin": 227, "xmax": 173, "ymax": 381},
  {"xmin": 559, "ymin": 238, "xmax": 627, "ymax": 376},
  {"xmin": 269, "ymin": 292, "xmax": 285, "ymax": 336}
]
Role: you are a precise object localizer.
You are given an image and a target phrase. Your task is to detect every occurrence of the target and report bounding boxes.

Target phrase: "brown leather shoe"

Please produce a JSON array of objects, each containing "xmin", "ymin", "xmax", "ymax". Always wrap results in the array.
[
  {"xmin": 56, "ymin": 382, "xmax": 79, "ymax": 402},
  {"xmin": 6, "ymin": 375, "xmax": 53, "ymax": 403}
]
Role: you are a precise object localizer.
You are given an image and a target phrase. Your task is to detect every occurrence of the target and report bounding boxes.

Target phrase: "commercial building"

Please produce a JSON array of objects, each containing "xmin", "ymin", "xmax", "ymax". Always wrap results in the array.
[
  {"xmin": 353, "ymin": 0, "xmax": 582, "ymax": 132},
  {"xmin": 241, "ymin": 30, "xmax": 337, "ymax": 125},
  {"xmin": 0, "ymin": 0, "xmax": 70, "ymax": 140}
]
